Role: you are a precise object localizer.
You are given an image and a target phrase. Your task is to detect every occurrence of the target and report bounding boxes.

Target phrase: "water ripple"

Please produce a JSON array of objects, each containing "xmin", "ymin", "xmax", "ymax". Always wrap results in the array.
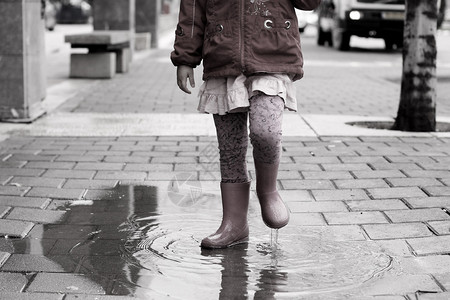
[{"xmin": 115, "ymin": 213, "xmax": 393, "ymax": 298}]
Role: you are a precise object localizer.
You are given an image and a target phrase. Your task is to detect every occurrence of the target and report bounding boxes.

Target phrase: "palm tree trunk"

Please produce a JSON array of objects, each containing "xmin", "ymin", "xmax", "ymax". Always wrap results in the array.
[{"xmin": 392, "ymin": 0, "xmax": 438, "ymax": 132}]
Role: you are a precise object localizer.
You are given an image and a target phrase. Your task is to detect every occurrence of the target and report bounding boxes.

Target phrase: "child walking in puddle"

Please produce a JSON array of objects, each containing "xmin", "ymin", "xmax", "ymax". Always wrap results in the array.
[{"xmin": 171, "ymin": 0, "xmax": 321, "ymax": 249}]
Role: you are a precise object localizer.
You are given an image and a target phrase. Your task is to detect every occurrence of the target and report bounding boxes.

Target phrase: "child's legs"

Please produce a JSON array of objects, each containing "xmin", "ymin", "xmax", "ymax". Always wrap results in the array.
[
  {"xmin": 249, "ymin": 94, "xmax": 284, "ymax": 164},
  {"xmin": 213, "ymin": 113, "xmax": 249, "ymax": 183}
]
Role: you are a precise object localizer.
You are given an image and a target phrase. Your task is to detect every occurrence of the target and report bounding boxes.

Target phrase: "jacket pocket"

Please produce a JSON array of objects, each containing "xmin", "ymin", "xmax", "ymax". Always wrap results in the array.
[
  {"xmin": 203, "ymin": 20, "xmax": 235, "ymax": 72},
  {"xmin": 249, "ymin": 18, "xmax": 301, "ymax": 65}
]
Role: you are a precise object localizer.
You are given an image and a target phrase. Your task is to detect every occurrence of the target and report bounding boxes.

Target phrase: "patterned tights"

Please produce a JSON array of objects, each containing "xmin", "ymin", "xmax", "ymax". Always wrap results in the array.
[{"xmin": 213, "ymin": 94, "xmax": 284, "ymax": 183}]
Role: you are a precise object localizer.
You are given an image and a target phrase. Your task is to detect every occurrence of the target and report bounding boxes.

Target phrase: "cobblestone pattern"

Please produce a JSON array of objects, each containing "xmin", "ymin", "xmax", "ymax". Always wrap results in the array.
[
  {"xmin": 297, "ymin": 63, "xmax": 450, "ymax": 117},
  {"xmin": 57, "ymin": 49, "xmax": 200, "ymax": 114},
  {"xmin": 56, "ymin": 47, "xmax": 450, "ymax": 117},
  {"xmin": 1, "ymin": 135, "xmax": 450, "ymax": 297}
]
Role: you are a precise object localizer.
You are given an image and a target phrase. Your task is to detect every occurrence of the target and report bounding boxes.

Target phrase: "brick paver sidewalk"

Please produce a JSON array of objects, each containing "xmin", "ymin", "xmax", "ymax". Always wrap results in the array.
[
  {"xmin": 2, "ymin": 135, "xmax": 450, "ymax": 298},
  {"xmin": 56, "ymin": 33, "xmax": 450, "ymax": 117}
]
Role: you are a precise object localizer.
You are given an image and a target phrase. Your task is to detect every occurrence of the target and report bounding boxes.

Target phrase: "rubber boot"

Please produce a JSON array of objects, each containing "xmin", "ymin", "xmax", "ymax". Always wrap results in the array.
[
  {"xmin": 201, "ymin": 181, "xmax": 251, "ymax": 249},
  {"xmin": 254, "ymin": 161, "xmax": 290, "ymax": 229}
]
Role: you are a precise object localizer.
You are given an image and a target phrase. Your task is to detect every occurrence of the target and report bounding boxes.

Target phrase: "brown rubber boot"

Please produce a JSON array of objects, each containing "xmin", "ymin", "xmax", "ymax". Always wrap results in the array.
[
  {"xmin": 254, "ymin": 161, "xmax": 290, "ymax": 229},
  {"xmin": 201, "ymin": 181, "xmax": 251, "ymax": 249}
]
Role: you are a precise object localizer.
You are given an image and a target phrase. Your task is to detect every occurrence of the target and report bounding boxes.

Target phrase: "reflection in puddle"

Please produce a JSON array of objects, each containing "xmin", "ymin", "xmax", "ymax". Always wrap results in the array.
[
  {"xmin": 118, "ymin": 211, "xmax": 393, "ymax": 299},
  {"xmin": 18, "ymin": 184, "xmax": 394, "ymax": 299}
]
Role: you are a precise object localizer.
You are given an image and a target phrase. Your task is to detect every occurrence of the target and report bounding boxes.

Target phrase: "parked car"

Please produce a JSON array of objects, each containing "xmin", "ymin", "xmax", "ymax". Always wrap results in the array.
[
  {"xmin": 317, "ymin": 0, "xmax": 405, "ymax": 51},
  {"xmin": 57, "ymin": 0, "xmax": 92, "ymax": 24},
  {"xmin": 317, "ymin": 0, "xmax": 446, "ymax": 51},
  {"xmin": 44, "ymin": 0, "xmax": 58, "ymax": 31}
]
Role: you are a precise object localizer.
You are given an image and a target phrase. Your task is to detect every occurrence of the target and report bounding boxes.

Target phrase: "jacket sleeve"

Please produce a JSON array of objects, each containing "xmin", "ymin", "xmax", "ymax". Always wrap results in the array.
[
  {"xmin": 170, "ymin": 0, "xmax": 206, "ymax": 68},
  {"xmin": 291, "ymin": 0, "xmax": 321, "ymax": 10}
]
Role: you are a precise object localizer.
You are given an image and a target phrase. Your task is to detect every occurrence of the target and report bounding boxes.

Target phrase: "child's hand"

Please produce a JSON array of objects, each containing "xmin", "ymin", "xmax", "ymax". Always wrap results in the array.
[{"xmin": 177, "ymin": 65, "xmax": 195, "ymax": 94}]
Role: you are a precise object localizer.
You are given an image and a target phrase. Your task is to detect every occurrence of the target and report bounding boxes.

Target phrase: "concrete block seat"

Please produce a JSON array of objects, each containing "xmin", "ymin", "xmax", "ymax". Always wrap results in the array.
[{"xmin": 65, "ymin": 31, "xmax": 131, "ymax": 79}]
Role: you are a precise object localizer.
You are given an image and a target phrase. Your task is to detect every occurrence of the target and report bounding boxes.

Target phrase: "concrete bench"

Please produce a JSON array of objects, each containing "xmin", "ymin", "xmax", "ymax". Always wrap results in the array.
[{"xmin": 65, "ymin": 31, "xmax": 132, "ymax": 79}]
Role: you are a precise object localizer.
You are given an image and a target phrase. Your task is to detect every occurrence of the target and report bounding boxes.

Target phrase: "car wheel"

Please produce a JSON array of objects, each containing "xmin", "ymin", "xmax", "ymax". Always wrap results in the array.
[
  {"xmin": 384, "ymin": 38, "xmax": 394, "ymax": 51},
  {"xmin": 384, "ymin": 37, "xmax": 403, "ymax": 51},
  {"xmin": 332, "ymin": 28, "xmax": 350, "ymax": 51}
]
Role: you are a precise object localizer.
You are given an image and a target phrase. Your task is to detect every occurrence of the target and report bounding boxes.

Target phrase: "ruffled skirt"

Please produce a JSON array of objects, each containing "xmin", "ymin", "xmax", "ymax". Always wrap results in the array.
[{"xmin": 197, "ymin": 73, "xmax": 297, "ymax": 115}]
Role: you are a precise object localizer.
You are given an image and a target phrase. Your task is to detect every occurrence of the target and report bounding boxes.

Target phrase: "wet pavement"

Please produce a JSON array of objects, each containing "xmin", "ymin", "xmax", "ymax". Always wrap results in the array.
[{"xmin": 0, "ymin": 25, "xmax": 450, "ymax": 299}]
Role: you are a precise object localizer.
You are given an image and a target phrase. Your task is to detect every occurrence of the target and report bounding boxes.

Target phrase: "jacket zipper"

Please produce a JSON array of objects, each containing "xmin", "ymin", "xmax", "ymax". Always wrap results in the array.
[{"xmin": 239, "ymin": 0, "xmax": 245, "ymax": 73}]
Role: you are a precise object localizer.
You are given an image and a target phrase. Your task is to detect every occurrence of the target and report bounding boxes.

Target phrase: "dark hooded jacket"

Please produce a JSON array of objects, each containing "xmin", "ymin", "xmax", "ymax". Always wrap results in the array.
[{"xmin": 171, "ymin": 0, "xmax": 321, "ymax": 81}]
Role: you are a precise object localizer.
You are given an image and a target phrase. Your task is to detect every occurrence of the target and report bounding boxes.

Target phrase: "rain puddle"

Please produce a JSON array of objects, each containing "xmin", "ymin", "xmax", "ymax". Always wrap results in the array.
[
  {"xmin": 19, "ymin": 184, "xmax": 394, "ymax": 299},
  {"xmin": 117, "ymin": 212, "xmax": 393, "ymax": 299}
]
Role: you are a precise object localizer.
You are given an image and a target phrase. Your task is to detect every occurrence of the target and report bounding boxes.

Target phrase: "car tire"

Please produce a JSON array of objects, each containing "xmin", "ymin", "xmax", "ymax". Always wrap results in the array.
[
  {"xmin": 384, "ymin": 38, "xmax": 394, "ymax": 51},
  {"xmin": 332, "ymin": 28, "xmax": 350, "ymax": 51},
  {"xmin": 384, "ymin": 37, "xmax": 403, "ymax": 51}
]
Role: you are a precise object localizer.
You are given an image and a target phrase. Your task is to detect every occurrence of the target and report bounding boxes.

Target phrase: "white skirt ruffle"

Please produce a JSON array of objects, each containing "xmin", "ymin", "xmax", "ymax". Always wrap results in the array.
[{"xmin": 197, "ymin": 73, "xmax": 297, "ymax": 115}]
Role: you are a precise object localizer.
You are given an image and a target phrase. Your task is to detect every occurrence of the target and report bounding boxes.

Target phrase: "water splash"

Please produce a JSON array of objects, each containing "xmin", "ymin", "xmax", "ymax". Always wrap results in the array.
[{"xmin": 270, "ymin": 229, "xmax": 279, "ymax": 249}]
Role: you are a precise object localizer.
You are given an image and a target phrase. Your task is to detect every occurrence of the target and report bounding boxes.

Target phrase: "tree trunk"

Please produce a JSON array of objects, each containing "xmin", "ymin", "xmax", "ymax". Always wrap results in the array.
[{"xmin": 392, "ymin": 0, "xmax": 438, "ymax": 132}]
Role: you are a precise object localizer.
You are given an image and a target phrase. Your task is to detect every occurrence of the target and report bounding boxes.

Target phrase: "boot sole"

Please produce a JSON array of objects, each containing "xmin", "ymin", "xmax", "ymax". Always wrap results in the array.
[{"xmin": 200, "ymin": 236, "xmax": 249, "ymax": 249}]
